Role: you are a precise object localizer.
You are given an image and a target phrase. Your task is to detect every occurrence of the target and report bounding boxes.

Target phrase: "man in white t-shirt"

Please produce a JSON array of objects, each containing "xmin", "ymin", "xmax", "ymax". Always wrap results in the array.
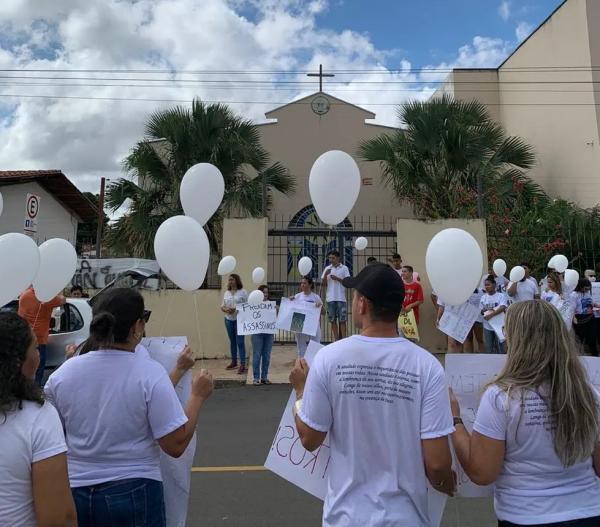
[
  {"xmin": 506, "ymin": 262, "xmax": 540, "ymax": 304},
  {"xmin": 321, "ymin": 250, "xmax": 351, "ymax": 341},
  {"xmin": 290, "ymin": 263, "xmax": 455, "ymax": 526}
]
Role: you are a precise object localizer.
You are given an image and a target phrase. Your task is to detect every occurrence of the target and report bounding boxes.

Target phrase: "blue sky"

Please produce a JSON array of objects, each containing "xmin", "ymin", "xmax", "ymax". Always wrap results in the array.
[{"xmin": 314, "ymin": 0, "xmax": 564, "ymax": 68}]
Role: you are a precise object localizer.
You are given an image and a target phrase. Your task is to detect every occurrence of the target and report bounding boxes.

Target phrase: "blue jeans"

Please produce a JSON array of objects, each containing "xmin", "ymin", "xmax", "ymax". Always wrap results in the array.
[
  {"xmin": 72, "ymin": 478, "xmax": 165, "ymax": 527},
  {"xmin": 484, "ymin": 329, "xmax": 506, "ymax": 354},
  {"xmin": 251, "ymin": 333, "xmax": 274, "ymax": 381},
  {"xmin": 35, "ymin": 344, "xmax": 47, "ymax": 386},
  {"xmin": 224, "ymin": 318, "xmax": 246, "ymax": 365}
]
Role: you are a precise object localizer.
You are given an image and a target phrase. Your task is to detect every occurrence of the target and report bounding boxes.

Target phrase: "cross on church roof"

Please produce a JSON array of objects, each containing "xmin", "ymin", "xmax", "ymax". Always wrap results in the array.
[{"xmin": 307, "ymin": 64, "xmax": 335, "ymax": 92}]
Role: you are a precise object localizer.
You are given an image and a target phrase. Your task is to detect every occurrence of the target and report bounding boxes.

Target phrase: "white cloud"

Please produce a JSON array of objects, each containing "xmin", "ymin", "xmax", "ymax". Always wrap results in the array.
[
  {"xmin": 498, "ymin": 1, "xmax": 511, "ymax": 21},
  {"xmin": 0, "ymin": 0, "xmax": 514, "ymax": 194},
  {"xmin": 516, "ymin": 21, "xmax": 534, "ymax": 42}
]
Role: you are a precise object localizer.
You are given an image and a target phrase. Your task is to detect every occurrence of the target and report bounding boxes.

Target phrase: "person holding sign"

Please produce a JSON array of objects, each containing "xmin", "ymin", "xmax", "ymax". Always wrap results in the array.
[
  {"xmin": 291, "ymin": 276, "xmax": 322, "ymax": 358},
  {"xmin": 221, "ymin": 274, "xmax": 248, "ymax": 374},
  {"xmin": 479, "ymin": 276, "xmax": 508, "ymax": 354},
  {"xmin": 289, "ymin": 263, "xmax": 455, "ymax": 526},
  {"xmin": 321, "ymin": 250, "xmax": 350, "ymax": 341},
  {"xmin": 251, "ymin": 285, "xmax": 275, "ymax": 385},
  {"xmin": 450, "ymin": 300, "xmax": 600, "ymax": 527},
  {"xmin": 542, "ymin": 272, "xmax": 577, "ymax": 330},
  {"xmin": 400, "ymin": 265, "xmax": 424, "ymax": 324}
]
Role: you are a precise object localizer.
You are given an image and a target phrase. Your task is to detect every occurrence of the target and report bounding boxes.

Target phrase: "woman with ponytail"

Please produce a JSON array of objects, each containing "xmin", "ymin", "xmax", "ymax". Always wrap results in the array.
[
  {"xmin": 45, "ymin": 288, "xmax": 214, "ymax": 527},
  {"xmin": 451, "ymin": 300, "xmax": 600, "ymax": 526}
]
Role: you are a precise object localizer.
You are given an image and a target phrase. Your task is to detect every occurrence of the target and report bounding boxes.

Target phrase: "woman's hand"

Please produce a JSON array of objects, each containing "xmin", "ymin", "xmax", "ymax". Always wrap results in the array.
[
  {"xmin": 192, "ymin": 369, "xmax": 214, "ymax": 401},
  {"xmin": 176, "ymin": 346, "xmax": 195, "ymax": 372}
]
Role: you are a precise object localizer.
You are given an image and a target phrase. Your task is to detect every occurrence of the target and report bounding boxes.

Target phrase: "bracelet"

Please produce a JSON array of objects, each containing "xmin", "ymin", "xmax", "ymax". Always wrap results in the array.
[
  {"xmin": 292, "ymin": 399, "xmax": 302, "ymax": 418},
  {"xmin": 453, "ymin": 416, "xmax": 464, "ymax": 426}
]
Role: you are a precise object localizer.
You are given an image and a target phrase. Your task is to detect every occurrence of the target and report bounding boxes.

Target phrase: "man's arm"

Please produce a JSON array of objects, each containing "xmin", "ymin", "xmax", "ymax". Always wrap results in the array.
[
  {"xmin": 290, "ymin": 358, "xmax": 329, "ymax": 452},
  {"xmin": 422, "ymin": 436, "xmax": 455, "ymax": 496},
  {"xmin": 506, "ymin": 281, "xmax": 518, "ymax": 298}
]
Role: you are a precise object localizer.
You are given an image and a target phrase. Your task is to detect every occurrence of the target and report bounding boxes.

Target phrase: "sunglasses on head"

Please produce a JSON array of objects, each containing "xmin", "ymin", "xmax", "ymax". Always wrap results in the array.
[{"xmin": 142, "ymin": 310, "xmax": 151, "ymax": 323}]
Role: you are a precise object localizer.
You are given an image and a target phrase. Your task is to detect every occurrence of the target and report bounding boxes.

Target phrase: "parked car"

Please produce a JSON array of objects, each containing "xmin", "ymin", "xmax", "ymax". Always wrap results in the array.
[{"xmin": 1, "ymin": 263, "xmax": 161, "ymax": 371}]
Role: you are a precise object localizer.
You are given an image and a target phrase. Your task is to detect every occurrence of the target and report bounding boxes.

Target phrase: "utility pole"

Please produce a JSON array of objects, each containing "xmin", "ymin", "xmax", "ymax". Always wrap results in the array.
[
  {"xmin": 307, "ymin": 64, "xmax": 335, "ymax": 92},
  {"xmin": 95, "ymin": 177, "xmax": 106, "ymax": 258}
]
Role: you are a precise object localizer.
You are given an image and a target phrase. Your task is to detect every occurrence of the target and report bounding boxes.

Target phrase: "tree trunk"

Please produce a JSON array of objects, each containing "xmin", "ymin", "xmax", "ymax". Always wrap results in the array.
[{"xmin": 476, "ymin": 172, "xmax": 484, "ymax": 219}]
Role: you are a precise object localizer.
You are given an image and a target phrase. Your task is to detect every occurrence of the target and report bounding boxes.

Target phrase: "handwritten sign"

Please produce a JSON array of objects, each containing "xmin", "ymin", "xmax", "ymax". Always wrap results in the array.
[
  {"xmin": 265, "ymin": 341, "xmax": 329, "ymax": 499},
  {"xmin": 399, "ymin": 310, "xmax": 419, "ymax": 340},
  {"xmin": 276, "ymin": 298, "xmax": 321, "ymax": 337},
  {"xmin": 140, "ymin": 337, "xmax": 194, "ymax": 527},
  {"xmin": 438, "ymin": 302, "xmax": 480, "ymax": 344},
  {"xmin": 487, "ymin": 311, "xmax": 506, "ymax": 343},
  {"xmin": 236, "ymin": 301, "xmax": 277, "ymax": 335},
  {"xmin": 446, "ymin": 354, "xmax": 600, "ymax": 498}
]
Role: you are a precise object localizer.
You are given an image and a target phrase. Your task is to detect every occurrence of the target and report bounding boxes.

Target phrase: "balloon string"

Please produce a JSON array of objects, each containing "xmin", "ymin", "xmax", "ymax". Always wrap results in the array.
[
  {"xmin": 32, "ymin": 303, "xmax": 42, "ymax": 329},
  {"xmin": 193, "ymin": 293, "xmax": 204, "ymax": 368},
  {"xmin": 158, "ymin": 291, "xmax": 175, "ymax": 338}
]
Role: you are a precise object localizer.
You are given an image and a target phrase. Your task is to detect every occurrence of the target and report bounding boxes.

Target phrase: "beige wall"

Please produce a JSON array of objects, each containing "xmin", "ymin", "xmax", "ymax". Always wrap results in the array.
[
  {"xmin": 397, "ymin": 218, "xmax": 488, "ymax": 353},
  {"xmin": 257, "ymin": 93, "xmax": 413, "ymax": 223},
  {"xmin": 143, "ymin": 289, "xmax": 229, "ymax": 358},
  {"xmin": 143, "ymin": 218, "xmax": 269, "ymax": 359}
]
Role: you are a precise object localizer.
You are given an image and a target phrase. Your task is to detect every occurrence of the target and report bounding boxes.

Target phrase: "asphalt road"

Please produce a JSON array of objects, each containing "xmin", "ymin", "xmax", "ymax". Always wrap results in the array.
[{"xmin": 187, "ymin": 384, "xmax": 497, "ymax": 526}]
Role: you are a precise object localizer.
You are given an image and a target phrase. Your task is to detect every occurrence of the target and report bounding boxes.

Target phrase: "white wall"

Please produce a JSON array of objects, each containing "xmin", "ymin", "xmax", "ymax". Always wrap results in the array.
[{"xmin": 0, "ymin": 182, "xmax": 79, "ymax": 244}]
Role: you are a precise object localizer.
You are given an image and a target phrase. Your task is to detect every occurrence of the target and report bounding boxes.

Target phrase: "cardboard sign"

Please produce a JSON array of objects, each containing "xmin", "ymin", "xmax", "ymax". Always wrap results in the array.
[
  {"xmin": 446, "ymin": 354, "xmax": 600, "ymax": 498},
  {"xmin": 276, "ymin": 297, "xmax": 321, "ymax": 337},
  {"xmin": 486, "ymin": 311, "xmax": 506, "ymax": 342},
  {"xmin": 236, "ymin": 301, "xmax": 277, "ymax": 335},
  {"xmin": 399, "ymin": 310, "xmax": 420, "ymax": 340}
]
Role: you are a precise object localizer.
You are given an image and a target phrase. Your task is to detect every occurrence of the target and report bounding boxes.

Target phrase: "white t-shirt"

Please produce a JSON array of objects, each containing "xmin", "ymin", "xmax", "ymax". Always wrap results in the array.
[
  {"xmin": 222, "ymin": 289, "xmax": 248, "ymax": 320},
  {"xmin": 0, "ymin": 401, "xmax": 67, "ymax": 527},
  {"xmin": 474, "ymin": 385, "xmax": 600, "ymax": 524},
  {"xmin": 507, "ymin": 279, "xmax": 538, "ymax": 304},
  {"xmin": 479, "ymin": 292, "xmax": 508, "ymax": 331},
  {"xmin": 321, "ymin": 264, "xmax": 350, "ymax": 303},
  {"xmin": 299, "ymin": 335, "xmax": 454, "ymax": 526},
  {"xmin": 45, "ymin": 350, "xmax": 188, "ymax": 487},
  {"xmin": 294, "ymin": 292, "xmax": 322, "ymax": 306}
]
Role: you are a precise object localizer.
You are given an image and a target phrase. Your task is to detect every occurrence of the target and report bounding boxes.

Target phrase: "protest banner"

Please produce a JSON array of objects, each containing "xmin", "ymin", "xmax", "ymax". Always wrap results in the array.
[
  {"xmin": 446, "ymin": 354, "xmax": 600, "ymax": 498},
  {"xmin": 265, "ymin": 342, "xmax": 447, "ymax": 526},
  {"xmin": 486, "ymin": 311, "xmax": 506, "ymax": 342},
  {"xmin": 399, "ymin": 310, "xmax": 419, "ymax": 340},
  {"xmin": 554, "ymin": 297, "xmax": 576, "ymax": 329},
  {"xmin": 236, "ymin": 301, "xmax": 277, "ymax": 335},
  {"xmin": 276, "ymin": 297, "xmax": 321, "ymax": 337},
  {"xmin": 438, "ymin": 302, "xmax": 480, "ymax": 344},
  {"xmin": 141, "ymin": 337, "xmax": 194, "ymax": 527}
]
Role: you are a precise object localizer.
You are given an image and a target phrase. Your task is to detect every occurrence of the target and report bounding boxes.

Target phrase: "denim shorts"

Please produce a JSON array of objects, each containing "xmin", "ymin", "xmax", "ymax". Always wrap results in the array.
[{"xmin": 326, "ymin": 301, "xmax": 347, "ymax": 322}]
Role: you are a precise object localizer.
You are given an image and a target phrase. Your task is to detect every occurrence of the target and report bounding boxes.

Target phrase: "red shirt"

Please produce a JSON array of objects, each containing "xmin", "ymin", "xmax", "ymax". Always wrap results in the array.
[{"xmin": 402, "ymin": 281, "xmax": 424, "ymax": 323}]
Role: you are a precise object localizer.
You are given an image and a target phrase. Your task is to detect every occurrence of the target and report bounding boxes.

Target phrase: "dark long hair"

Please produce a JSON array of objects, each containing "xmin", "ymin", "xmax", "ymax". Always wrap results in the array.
[
  {"xmin": 87, "ymin": 288, "xmax": 145, "ymax": 348},
  {"xmin": 0, "ymin": 312, "xmax": 43, "ymax": 418},
  {"xmin": 228, "ymin": 274, "xmax": 243, "ymax": 291}
]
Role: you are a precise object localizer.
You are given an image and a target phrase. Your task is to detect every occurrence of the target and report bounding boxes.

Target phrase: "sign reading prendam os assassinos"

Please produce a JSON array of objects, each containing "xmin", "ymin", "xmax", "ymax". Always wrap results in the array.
[{"xmin": 236, "ymin": 301, "xmax": 277, "ymax": 335}]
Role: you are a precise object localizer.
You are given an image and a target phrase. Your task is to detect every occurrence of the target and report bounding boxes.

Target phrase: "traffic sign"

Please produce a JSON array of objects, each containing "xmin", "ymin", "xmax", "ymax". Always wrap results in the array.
[{"xmin": 24, "ymin": 193, "xmax": 40, "ymax": 234}]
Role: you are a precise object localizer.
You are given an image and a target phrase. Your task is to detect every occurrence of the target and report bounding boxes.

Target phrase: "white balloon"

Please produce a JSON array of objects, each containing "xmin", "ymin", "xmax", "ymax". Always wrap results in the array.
[
  {"xmin": 0, "ymin": 192, "xmax": 3, "ymax": 217},
  {"xmin": 492, "ymin": 259, "xmax": 507, "ymax": 277},
  {"xmin": 218, "ymin": 255, "xmax": 237, "ymax": 276},
  {"xmin": 248, "ymin": 289, "xmax": 264, "ymax": 306},
  {"xmin": 180, "ymin": 163, "xmax": 225, "ymax": 226},
  {"xmin": 33, "ymin": 239, "xmax": 77, "ymax": 302},
  {"xmin": 298, "ymin": 256, "xmax": 313, "ymax": 277},
  {"xmin": 564, "ymin": 269, "xmax": 579, "ymax": 289},
  {"xmin": 426, "ymin": 229, "xmax": 483, "ymax": 306},
  {"xmin": 309, "ymin": 150, "xmax": 360, "ymax": 226},
  {"xmin": 252, "ymin": 267, "xmax": 265, "ymax": 284},
  {"xmin": 547, "ymin": 255, "xmax": 558, "ymax": 270},
  {"xmin": 553, "ymin": 254, "xmax": 569, "ymax": 273},
  {"xmin": 355, "ymin": 237, "xmax": 368, "ymax": 251},
  {"xmin": 509, "ymin": 266, "xmax": 525, "ymax": 283},
  {"xmin": 0, "ymin": 233, "xmax": 40, "ymax": 307},
  {"xmin": 154, "ymin": 216, "xmax": 209, "ymax": 291}
]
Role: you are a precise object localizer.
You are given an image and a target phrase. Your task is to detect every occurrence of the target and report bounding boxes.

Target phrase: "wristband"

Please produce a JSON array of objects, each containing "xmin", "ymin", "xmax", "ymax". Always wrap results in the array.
[{"xmin": 453, "ymin": 416, "xmax": 464, "ymax": 426}]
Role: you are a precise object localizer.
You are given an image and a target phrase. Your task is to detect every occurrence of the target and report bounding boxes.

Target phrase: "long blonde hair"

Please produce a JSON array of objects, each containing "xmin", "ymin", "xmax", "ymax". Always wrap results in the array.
[{"xmin": 493, "ymin": 300, "xmax": 598, "ymax": 467}]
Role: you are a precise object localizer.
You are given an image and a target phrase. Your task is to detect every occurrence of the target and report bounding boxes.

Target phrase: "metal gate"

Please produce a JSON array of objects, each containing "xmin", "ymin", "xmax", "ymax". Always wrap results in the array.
[{"xmin": 268, "ymin": 210, "xmax": 398, "ymax": 344}]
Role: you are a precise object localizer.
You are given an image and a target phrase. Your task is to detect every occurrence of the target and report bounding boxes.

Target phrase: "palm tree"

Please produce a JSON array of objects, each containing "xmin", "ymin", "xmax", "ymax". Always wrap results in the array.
[
  {"xmin": 358, "ymin": 95, "xmax": 542, "ymax": 220},
  {"xmin": 106, "ymin": 99, "xmax": 295, "ymax": 257}
]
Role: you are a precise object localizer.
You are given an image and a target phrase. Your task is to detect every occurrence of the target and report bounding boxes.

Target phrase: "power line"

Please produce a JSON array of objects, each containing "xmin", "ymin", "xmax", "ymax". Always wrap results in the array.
[{"xmin": 2, "ymin": 92, "xmax": 600, "ymax": 106}]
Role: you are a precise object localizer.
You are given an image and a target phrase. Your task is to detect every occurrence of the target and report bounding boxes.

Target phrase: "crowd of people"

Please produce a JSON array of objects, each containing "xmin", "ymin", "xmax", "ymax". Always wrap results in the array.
[{"xmin": 4, "ymin": 253, "xmax": 600, "ymax": 526}]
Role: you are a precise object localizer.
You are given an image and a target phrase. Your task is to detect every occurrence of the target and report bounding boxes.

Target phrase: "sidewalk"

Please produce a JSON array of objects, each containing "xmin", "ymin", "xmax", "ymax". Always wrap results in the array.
[{"xmin": 194, "ymin": 343, "xmax": 447, "ymax": 387}]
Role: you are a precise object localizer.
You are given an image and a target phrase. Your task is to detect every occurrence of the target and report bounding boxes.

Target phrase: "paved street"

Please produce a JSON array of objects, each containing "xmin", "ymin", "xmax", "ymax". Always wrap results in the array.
[{"xmin": 188, "ymin": 383, "xmax": 497, "ymax": 526}]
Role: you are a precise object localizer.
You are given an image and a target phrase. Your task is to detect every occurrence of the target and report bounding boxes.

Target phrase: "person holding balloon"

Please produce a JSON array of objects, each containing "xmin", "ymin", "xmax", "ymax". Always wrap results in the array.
[
  {"xmin": 18, "ymin": 286, "xmax": 66, "ymax": 386},
  {"xmin": 479, "ymin": 275, "xmax": 508, "ymax": 354},
  {"xmin": 221, "ymin": 274, "xmax": 248, "ymax": 374},
  {"xmin": 321, "ymin": 251, "xmax": 350, "ymax": 342},
  {"xmin": 291, "ymin": 276, "xmax": 323, "ymax": 358}
]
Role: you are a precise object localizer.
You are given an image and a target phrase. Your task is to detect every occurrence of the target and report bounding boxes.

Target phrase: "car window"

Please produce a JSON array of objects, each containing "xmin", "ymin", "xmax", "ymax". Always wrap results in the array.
[{"xmin": 67, "ymin": 304, "xmax": 84, "ymax": 332}]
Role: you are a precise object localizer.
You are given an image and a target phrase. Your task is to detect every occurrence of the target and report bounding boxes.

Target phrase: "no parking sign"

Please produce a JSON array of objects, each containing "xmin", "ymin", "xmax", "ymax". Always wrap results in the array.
[{"xmin": 24, "ymin": 193, "xmax": 40, "ymax": 235}]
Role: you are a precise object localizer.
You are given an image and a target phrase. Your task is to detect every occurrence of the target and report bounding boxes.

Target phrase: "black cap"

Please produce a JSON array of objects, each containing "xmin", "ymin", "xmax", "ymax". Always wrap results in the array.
[{"xmin": 342, "ymin": 263, "xmax": 405, "ymax": 310}]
